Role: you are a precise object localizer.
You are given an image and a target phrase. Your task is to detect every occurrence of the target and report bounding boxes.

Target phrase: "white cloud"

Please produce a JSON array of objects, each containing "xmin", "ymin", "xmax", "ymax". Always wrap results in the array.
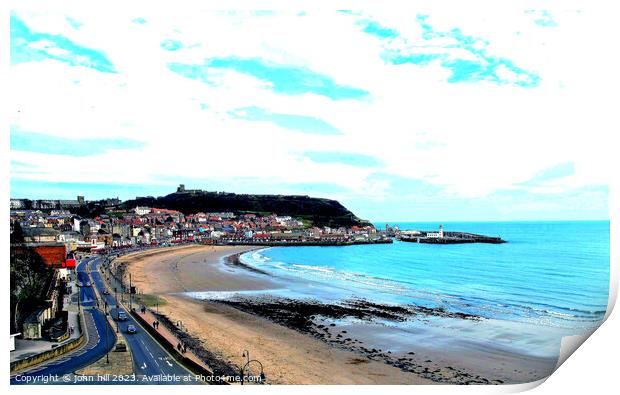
[{"xmin": 9, "ymin": 2, "xmax": 616, "ymax": 212}]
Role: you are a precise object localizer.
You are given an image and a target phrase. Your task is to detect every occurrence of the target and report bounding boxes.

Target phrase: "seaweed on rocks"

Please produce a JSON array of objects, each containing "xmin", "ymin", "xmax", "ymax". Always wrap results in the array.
[
  {"xmin": 212, "ymin": 296, "xmax": 491, "ymax": 384},
  {"xmin": 216, "ymin": 296, "xmax": 482, "ymax": 333}
]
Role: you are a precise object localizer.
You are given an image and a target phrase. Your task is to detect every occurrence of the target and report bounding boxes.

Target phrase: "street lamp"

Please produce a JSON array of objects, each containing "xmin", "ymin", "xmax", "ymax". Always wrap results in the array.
[{"xmin": 240, "ymin": 358, "xmax": 265, "ymax": 385}]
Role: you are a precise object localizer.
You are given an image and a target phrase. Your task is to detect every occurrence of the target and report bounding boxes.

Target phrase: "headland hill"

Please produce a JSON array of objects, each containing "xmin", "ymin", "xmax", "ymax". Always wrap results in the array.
[{"xmin": 10, "ymin": 184, "xmax": 505, "ymax": 249}]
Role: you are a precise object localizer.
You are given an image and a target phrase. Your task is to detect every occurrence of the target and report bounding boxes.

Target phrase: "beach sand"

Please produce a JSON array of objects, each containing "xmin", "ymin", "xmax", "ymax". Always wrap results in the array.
[{"xmin": 122, "ymin": 245, "xmax": 434, "ymax": 384}]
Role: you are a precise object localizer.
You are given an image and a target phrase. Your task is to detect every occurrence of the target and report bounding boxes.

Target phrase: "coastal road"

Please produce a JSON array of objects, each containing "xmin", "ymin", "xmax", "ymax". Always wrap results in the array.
[
  {"xmin": 11, "ymin": 257, "xmax": 116, "ymax": 384},
  {"xmin": 89, "ymin": 256, "xmax": 196, "ymax": 384}
]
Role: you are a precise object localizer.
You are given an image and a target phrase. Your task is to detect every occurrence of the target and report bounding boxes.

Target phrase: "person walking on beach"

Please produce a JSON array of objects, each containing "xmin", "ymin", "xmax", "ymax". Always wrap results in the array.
[
  {"xmin": 153, "ymin": 321, "xmax": 157, "ymax": 328},
  {"xmin": 177, "ymin": 342, "xmax": 182, "ymax": 352}
]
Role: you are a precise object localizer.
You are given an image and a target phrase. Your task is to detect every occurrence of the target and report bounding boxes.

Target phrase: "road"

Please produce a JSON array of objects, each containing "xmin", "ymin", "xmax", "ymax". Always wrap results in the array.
[
  {"xmin": 89, "ymin": 256, "xmax": 196, "ymax": 384},
  {"xmin": 11, "ymin": 257, "xmax": 116, "ymax": 384},
  {"xmin": 12, "ymin": 255, "xmax": 197, "ymax": 385}
]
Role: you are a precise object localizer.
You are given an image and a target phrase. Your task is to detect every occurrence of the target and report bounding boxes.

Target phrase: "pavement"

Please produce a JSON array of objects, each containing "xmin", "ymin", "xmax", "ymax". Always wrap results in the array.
[
  {"xmin": 11, "ymin": 281, "xmax": 82, "ymax": 363},
  {"xmin": 11, "ymin": 257, "xmax": 117, "ymax": 384},
  {"xmin": 11, "ymin": 252, "xmax": 203, "ymax": 385},
  {"xmin": 89, "ymin": 256, "xmax": 198, "ymax": 384}
]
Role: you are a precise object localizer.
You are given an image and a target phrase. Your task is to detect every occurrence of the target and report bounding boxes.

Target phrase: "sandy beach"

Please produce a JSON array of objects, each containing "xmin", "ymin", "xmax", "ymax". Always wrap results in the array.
[
  {"xmin": 121, "ymin": 245, "xmax": 434, "ymax": 384},
  {"xmin": 119, "ymin": 245, "xmax": 558, "ymax": 385}
]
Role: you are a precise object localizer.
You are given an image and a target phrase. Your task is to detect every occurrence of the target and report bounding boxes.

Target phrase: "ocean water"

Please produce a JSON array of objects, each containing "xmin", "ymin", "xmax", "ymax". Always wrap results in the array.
[{"xmin": 236, "ymin": 221, "xmax": 610, "ymax": 358}]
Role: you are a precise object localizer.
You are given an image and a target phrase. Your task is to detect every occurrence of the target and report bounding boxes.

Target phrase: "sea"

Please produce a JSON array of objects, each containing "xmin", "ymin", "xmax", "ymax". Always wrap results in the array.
[{"xmin": 233, "ymin": 221, "xmax": 610, "ymax": 362}]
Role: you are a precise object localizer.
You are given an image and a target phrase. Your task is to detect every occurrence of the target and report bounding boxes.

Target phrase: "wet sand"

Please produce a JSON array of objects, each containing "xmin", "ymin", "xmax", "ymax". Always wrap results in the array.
[
  {"xmin": 123, "ymin": 245, "xmax": 433, "ymax": 384},
  {"xmin": 123, "ymin": 245, "xmax": 557, "ymax": 384},
  {"xmin": 117, "ymin": 245, "xmax": 275, "ymax": 294}
]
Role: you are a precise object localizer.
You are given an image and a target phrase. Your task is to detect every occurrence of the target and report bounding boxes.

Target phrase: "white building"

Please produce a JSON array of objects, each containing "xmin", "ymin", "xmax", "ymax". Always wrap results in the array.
[
  {"xmin": 401, "ymin": 230, "xmax": 422, "ymax": 236},
  {"xmin": 10, "ymin": 199, "xmax": 25, "ymax": 209},
  {"xmin": 426, "ymin": 225, "xmax": 444, "ymax": 239},
  {"xmin": 134, "ymin": 206, "xmax": 151, "ymax": 215},
  {"xmin": 73, "ymin": 217, "xmax": 81, "ymax": 232}
]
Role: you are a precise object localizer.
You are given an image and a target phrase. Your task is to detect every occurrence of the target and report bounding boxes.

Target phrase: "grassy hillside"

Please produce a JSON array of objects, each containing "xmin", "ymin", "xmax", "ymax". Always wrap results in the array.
[{"xmin": 122, "ymin": 191, "xmax": 370, "ymax": 228}]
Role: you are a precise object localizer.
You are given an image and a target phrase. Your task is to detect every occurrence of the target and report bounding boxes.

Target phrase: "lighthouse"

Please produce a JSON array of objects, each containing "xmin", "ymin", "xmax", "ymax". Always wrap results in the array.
[{"xmin": 439, "ymin": 224, "xmax": 444, "ymax": 238}]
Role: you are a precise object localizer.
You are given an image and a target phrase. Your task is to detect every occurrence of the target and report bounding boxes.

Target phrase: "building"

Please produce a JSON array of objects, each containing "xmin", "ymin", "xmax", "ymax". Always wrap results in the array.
[
  {"xmin": 134, "ymin": 206, "xmax": 151, "ymax": 216},
  {"xmin": 12, "ymin": 243, "xmax": 68, "ymax": 268},
  {"xmin": 32, "ymin": 200, "xmax": 58, "ymax": 210},
  {"xmin": 22, "ymin": 227, "xmax": 60, "ymax": 243},
  {"xmin": 58, "ymin": 199, "xmax": 80, "ymax": 209},
  {"xmin": 427, "ymin": 224, "xmax": 444, "ymax": 239},
  {"xmin": 176, "ymin": 184, "xmax": 202, "ymax": 194},
  {"xmin": 10, "ymin": 199, "xmax": 26, "ymax": 209},
  {"xmin": 21, "ymin": 271, "xmax": 61, "ymax": 340}
]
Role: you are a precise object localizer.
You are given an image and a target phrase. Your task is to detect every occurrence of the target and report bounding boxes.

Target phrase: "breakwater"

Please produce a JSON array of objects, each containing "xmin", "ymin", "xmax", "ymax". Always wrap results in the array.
[{"xmin": 399, "ymin": 231, "xmax": 506, "ymax": 244}]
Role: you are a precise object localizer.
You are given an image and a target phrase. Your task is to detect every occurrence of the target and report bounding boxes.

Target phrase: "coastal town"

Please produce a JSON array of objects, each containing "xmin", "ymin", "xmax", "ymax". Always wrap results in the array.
[
  {"xmin": 9, "ymin": 185, "xmax": 507, "ymax": 385},
  {"xmin": 9, "ymin": 186, "xmax": 390, "ymax": 377},
  {"xmin": 10, "ymin": 188, "xmax": 391, "ymax": 254}
]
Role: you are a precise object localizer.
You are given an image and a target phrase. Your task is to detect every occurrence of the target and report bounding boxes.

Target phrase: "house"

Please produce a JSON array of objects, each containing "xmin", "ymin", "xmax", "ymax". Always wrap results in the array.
[
  {"xmin": 134, "ymin": 206, "xmax": 151, "ymax": 215},
  {"xmin": 10, "ymin": 199, "xmax": 26, "ymax": 209},
  {"xmin": 22, "ymin": 227, "xmax": 60, "ymax": 243},
  {"xmin": 13, "ymin": 243, "xmax": 67, "ymax": 268}
]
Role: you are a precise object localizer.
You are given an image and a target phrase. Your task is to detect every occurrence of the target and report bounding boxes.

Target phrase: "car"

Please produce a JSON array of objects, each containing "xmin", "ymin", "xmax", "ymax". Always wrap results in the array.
[
  {"xmin": 117, "ymin": 311, "xmax": 127, "ymax": 321},
  {"xmin": 85, "ymin": 281, "xmax": 91, "ymax": 287},
  {"xmin": 126, "ymin": 324, "xmax": 137, "ymax": 334},
  {"xmin": 103, "ymin": 290, "xmax": 110, "ymax": 295}
]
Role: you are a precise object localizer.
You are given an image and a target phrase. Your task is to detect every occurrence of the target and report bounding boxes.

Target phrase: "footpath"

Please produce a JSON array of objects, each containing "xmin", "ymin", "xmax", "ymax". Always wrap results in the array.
[
  {"xmin": 98, "ymin": 258, "xmax": 217, "ymax": 381},
  {"xmin": 10, "ymin": 275, "xmax": 87, "ymax": 373}
]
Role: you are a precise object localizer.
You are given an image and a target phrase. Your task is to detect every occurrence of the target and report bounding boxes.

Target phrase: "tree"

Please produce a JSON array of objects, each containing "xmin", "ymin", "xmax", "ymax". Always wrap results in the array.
[
  {"xmin": 10, "ymin": 247, "xmax": 54, "ymax": 333},
  {"xmin": 10, "ymin": 221, "xmax": 25, "ymax": 244}
]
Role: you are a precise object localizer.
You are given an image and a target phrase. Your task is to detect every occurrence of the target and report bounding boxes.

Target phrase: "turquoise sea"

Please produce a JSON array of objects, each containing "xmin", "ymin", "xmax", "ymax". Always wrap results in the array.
[{"xmin": 236, "ymin": 221, "xmax": 610, "ymax": 359}]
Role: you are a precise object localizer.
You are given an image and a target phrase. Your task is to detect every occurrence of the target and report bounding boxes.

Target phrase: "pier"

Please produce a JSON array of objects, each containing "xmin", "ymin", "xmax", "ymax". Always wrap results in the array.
[{"xmin": 397, "ymin": 225, "xmax": 506, "ymax": 244}]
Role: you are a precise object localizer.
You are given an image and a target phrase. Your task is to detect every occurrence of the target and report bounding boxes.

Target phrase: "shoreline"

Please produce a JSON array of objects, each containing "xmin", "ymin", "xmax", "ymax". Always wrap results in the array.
[
  {"xmin": 123, "ymin": 245, "xmax": 556, "ymax": 384},
  {"xmin": 123, "ymin": 245, "xmax": 433, "ymax": 384},
  {"xmin": 223, "ymin": 248, "xmax": 270, "ymax": 275}
]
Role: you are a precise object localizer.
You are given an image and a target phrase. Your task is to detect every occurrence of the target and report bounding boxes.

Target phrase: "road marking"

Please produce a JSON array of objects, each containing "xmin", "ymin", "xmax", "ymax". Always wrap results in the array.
[
  {"xmin": 141, "ymin": 362, "xmax": 147, "ymax": 370},
  {"xmin": 96, "ymin": 256, "xmax": 196, "ymax": 377},
  {"xmin": 139, "ymin": 338, "xmax": 161, "ymax": 369}
]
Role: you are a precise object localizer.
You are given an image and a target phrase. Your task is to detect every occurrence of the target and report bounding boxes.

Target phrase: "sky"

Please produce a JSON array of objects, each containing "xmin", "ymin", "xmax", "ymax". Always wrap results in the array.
[{"xmin": 9, "ymin": 2, "xmax": 614, "ymax": 222}]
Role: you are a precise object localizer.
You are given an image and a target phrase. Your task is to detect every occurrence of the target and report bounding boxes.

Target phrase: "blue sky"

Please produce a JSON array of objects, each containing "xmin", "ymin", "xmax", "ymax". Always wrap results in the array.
[
  {"xmin": 9, "ymin": 7, "xmax": 610, "ymax": 221},
  {"xmin": 169, "ymin": 57, "xmax": 369, "ymax": 99},
  {"xmin": 11, "ymin": 14, "xmax": 116, "ymax": 72},
  {"xmin": 10, "ymin": 130, "xmax": 145, "ymax": 156},
  {"xmin": 229, "ymin": 107, "xmax": 342, "ymax": 135}
]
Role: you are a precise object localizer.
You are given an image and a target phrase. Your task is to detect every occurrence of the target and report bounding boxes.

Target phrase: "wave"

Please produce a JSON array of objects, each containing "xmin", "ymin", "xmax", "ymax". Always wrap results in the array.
[
  {"xmin": 238, "ymin": 249, "xmax": 607, "ymax": 328},
  {"xmin": 291, "ymin": 264, "xmax": 335, "ymax": 274}
]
